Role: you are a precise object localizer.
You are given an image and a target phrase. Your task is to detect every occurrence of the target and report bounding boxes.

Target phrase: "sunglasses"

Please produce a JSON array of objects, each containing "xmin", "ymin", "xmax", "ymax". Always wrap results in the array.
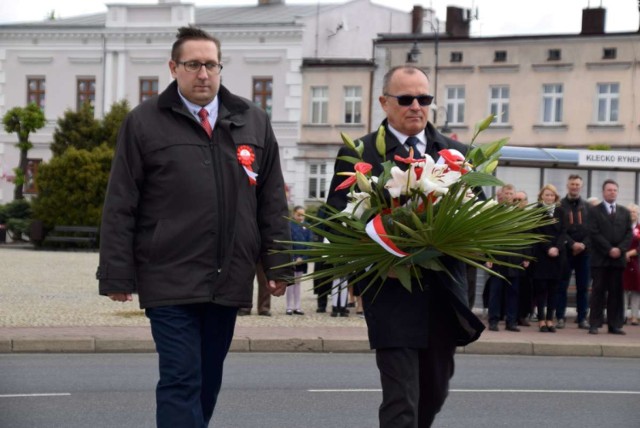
[{"xmin": 384, "ymin": 94, "xmax": 434, "ymax": 106}]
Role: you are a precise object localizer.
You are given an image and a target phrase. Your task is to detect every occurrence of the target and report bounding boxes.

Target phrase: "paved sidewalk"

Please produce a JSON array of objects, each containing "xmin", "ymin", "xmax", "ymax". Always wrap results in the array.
[{"xmin": 1, "ymin": 245, "xmax": 639, "ymax": 357}]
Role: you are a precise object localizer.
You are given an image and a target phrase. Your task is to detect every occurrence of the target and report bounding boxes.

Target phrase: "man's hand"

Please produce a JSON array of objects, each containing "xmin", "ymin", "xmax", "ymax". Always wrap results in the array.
[
  {"xmin": 267, "ymin": 280, "xmax": 288, "ymax": 297},
  {"xmin": 108, "ymin": 293, "xmax": 133, "ymax": 302},
  {"xmin": 609, "ymin": 247, "xmax": 622, "ymax": 259},
  {"xmin": 572, "ymin": 242, "xmax": 585, "ymax": 255}
]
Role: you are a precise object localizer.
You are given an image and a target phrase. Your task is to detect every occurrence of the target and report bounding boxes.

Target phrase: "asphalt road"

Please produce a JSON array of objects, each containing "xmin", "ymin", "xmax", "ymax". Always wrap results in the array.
[{"xmin": 1, "ymin": 353, "xmax": 639, "ymax": 428}]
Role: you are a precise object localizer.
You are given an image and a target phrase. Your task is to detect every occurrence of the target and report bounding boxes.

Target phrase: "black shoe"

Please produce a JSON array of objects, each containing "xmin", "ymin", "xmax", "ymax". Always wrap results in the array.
[
  {"xmin": 578, "ymin": 320, "xmax": 590, "ymax": 330},
  {"xmin": 316, "ymin": 307, "xmax": 327, "ymax": 313},
  {"xmin": 489, "ymin": 323, "xmax": 499, "ymax": 332},
  {"xmin": 238, "ymin": 309, "xmax": 251, "ymax": 316},
  {"xmin": 588, "ymin": 326, "xmax": 598, "ymax": 334},
  {"xmin": 547, "ymin": 325, "xmax": 556, "ymax": 333},
  {"xmin": 293, "ymin": 309, "xmax": 304, "ymax": 315},
  {"xmin": 339, "ymin": 311, "xmax": 349, "ymax": 317},
  {"xmin": 608, "ymin": 327, "xmax": 626, "ymax": 335},
  {"xmin": 258, "ymin": 311, "xmax": 271, "ymax": 317},
  {"xmin": 506, "ymin": 324, "xmax": 520, "ymax": 332},
  {"xmin": 539, "ymin": 325, "xmax": 549, "ymax": 333},
  {"xmin": 330, "ymin": 311, "xmax": 339, "ymax": 318},
  {"xmin": 517, "ymin": 318, "xmax": 531, "ymax": 327},
  {"xmin": 286, "ymin": 309, "xmax": 293, "ymax": 316},
  {"xmin": 346, "ymin": 302, "xmax": 356, "ymax": 308}
]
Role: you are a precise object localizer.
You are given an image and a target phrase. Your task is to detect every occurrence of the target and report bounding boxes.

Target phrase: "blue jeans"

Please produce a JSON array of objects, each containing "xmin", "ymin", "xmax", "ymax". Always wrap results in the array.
[
  {"xmin": 488, "ymin": 275, "xmax": 519, "ymax": 325},
  {"xmin": 146, "ymin": 303, "xmax": 238, "ymax": 428},
  {"xmin": 557, "ymin": 252, "xmax": 590, "ymax": 322}
]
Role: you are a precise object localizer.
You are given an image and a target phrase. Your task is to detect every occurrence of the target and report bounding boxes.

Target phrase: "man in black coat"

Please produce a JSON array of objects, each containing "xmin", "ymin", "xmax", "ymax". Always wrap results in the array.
[
  {"xmin": 326, "ymin": 65, "xmax": 484, "ymax": 428},
  {"xmin": 588, "ymin": 179, "xmax": 632, "ymax": 335}
]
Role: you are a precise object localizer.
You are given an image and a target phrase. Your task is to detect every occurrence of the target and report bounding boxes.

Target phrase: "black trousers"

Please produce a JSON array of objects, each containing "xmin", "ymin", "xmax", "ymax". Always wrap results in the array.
[
  {"xmin": 589, "ymin": 267, "xmax": 625, "ymax": 329},
  {"xmin": 375, "ymin": 310, "xmax": 457, "ymax": 428}
]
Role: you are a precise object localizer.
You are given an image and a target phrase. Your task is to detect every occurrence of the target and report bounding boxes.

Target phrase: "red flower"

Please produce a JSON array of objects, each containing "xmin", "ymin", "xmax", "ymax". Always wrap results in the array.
[
  {"xmin": 335, "ymin": 162, "xmax": 372, "ymax": 191},
  {"xmin": 438, "ymin": 149, "xmax": 469, "ymax": 174}
]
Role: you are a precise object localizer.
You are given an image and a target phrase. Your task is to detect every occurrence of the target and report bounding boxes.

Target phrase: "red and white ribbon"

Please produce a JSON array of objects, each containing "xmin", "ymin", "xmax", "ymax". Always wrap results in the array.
[{"xmin": 365, "ymin": 213, "xmax": 409, "ymax": 258}]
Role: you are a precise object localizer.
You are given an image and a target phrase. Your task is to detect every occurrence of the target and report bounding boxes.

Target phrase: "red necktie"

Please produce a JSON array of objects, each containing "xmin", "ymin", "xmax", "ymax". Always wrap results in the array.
[{"xmin": 198, "ymin": 108, "xmax": 212, "ymax": 138}]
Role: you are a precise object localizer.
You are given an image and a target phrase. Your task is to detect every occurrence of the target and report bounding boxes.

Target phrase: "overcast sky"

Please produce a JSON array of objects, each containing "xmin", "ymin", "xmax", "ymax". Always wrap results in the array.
[{"xmin": 0, "ymin": 0, "xmax": 638, "ymax": 36}]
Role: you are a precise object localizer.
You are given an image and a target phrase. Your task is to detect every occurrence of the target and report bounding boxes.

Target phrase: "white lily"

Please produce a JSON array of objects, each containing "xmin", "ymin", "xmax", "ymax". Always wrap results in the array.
[
  {"xmin": 384, "ymin": 166, "xmax": 418, "ymax": 198},
  {"xmin": 342, "ymin": 191, "xmax": 372, "ymax": 219}
]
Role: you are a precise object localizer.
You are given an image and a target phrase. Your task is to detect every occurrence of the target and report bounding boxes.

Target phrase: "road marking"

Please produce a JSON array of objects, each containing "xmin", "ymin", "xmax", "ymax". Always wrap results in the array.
[
  {"xmin": 308, "ymin": 389, "xmax": 640, "ymax": 395},
  {"xmin": 0, "ymin": 393, "xmax": 71, "ymax": 398}
]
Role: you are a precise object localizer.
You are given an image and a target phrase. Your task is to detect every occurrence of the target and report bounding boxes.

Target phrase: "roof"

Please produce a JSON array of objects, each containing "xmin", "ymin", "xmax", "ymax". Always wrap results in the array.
[{"xmin": 0, "ymin": 2, "xmax": 347, "ymax": 29}]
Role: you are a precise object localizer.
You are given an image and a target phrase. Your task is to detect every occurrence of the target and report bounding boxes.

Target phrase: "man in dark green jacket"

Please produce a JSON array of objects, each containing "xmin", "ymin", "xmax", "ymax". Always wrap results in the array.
[{"xmin": 98, "ymin": 26, "xmax": 291, "ymax": 427}]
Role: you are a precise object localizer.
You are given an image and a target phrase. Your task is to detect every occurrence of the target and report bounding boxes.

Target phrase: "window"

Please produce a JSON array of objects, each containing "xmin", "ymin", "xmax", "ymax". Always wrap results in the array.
[
  {"xmin": 494, "ymin": 51, "xmax": 507, "ymax": 62},
  {"xmin": 547, "ymin": 49, "xmax": 561, "ymax": 61},
  {"xmin": 23, "ymin": 159, "xmax": 42, "ymax": 195},
  {"xmin": 310, "ymin": 86, "xmax": 328, "ymax": 124},
  {"xmin": 603, "ymin": 48, "xmax": 617, "ymax": 60},
  {"xmin": 445, "ymin": 86, "xmax": 465, "ymax": 125},
  {"xmin": 77, "ymin": 78, "xmax": 95, "ymax": 110},
  {"xmin": 450, "ymin": 52, "xmax": 463, "ymax": 63},
  {"xmin": 343, "ymin": 86, "xmax": 362, "ymax": 124},
  {"xmin": 489, "ymin": 86, "xmax": 509, "ymax": 124},
  {"xmin": 542, "ymin": 84, "xmax": 563, "ymax": 124},
  {"xmin": 308, "ymin": 163, "xmax": 328, "ymax": 199},
  {"xmin": 27, "ymin": 78, "xmax": 45, "ymax": 110},
  {"xmin": 139, "ymin": 78, "xmax": 158, "ymax": 103},
  {"xmin": 253, "ymin": 77, "xmax": 273, "ymax": 118},
  {"xmin": 596, "ymin": 83, "xmax": 619, "ymax": 123}
]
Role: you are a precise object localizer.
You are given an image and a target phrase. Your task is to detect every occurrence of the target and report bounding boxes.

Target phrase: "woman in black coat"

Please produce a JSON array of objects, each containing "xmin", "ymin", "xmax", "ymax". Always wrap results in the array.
[{"xmin": 530, "ymin": 184, "xmax": 567, "ymax": 332}]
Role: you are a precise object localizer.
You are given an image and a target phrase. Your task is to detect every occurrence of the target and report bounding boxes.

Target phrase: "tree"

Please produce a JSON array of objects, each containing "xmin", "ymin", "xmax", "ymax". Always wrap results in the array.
[
  {"xmin": 2, "ymin": 103, "xmax": 46, "ymax": 200},
  {"xmin": 50, "ymin": 100, "xmax": 130, "ymax": 156},
  {"xmin": 99, "ymin": 100, "xmax": 130, "ymax": 148},
  {"xmin": 32, "ymin": 144, "xmax": 114, "ymax": 228},
  {"xmin": 50, "ymin": 103, "xmax": 101, "ymax": 156}
]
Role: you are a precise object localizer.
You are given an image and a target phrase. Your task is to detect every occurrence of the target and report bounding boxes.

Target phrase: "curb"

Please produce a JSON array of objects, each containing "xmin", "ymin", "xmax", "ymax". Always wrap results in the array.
[{"xmin": 1, "ymin": 337, "xmax": 639, "ymax": 358}]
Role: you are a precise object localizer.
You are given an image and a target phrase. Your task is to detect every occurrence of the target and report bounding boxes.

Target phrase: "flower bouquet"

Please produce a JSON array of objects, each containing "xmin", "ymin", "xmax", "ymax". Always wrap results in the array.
[{"xmin": 278, "ymin": 115, "xmax": 554, "ymax": 293}]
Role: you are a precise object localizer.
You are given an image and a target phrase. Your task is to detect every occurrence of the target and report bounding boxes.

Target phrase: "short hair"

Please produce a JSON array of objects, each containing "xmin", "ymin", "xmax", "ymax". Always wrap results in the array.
[
  {"xmin": 538, "ymin": 184, "xmax": 560, "ymax": 204},
  {"xmin": 567, "ymin": 174, "xmax": 583, "ymax": 181},
  {"xmin": 602, "ymin": 179, "xmax": 619, "ymax": 190},
  {"xmin": 293, "ymin": 205, "xmax": 305, "ymax": 213},
  {"xmin": 172, "ymin": 26, "xmax": 221, "ymax": 62},
  {"xmin": 382, "ymin": 65, "xmax": 429, "ymax": 94},
  {"xmin": 500, "ymin": 184, "xmax": 515, "ymax": 192}
]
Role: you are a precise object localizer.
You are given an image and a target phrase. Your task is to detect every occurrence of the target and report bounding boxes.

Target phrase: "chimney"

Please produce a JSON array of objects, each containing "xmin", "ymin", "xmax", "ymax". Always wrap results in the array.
[
  {"xmin": 445, "ymin": 6, "xmax": 470, "ymax": 38},
  {"xmin": 581, "ymin": 7, "xmax": 606, "ymax": 35},
  {"xmin": 411, "ymin": 6, "xmax": 423, "ymax": 34},
  {"xmin": 258, "ymin": 0, "xmax": 284, "ymax": 5}
]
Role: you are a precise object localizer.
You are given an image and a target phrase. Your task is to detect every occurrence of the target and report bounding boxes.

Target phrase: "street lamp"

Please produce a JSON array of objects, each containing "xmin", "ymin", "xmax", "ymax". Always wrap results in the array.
[{"xmin": 406, "ymin": 17, "xmax": 440, "ymax": 125}]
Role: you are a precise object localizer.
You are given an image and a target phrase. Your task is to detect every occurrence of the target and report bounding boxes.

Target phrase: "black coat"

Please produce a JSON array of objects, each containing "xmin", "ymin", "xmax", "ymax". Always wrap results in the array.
[
  {"xmin": 326, "ymin": 120, "xmax": 485, "ymax": 348},
  {"xmin": 98, "ymin": 82, "xmax": 292, "ymax": 308},
  {"xmin": 529, "ymin": 204, "xmax": 567, "ymax": 280},
  {"xmin": 589, "ymin": 202, "xmax": 632, "ymax": 269}
]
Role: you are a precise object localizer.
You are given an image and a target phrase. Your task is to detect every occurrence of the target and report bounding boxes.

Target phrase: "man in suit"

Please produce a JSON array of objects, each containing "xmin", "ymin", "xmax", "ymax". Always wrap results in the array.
[
  {"xmin": 588, "ymin": 179, "xmax": 632, "ymax": 335},
  {"xmin": 326, "ymin": 65, "xmax": 484, "ymax": 428}
]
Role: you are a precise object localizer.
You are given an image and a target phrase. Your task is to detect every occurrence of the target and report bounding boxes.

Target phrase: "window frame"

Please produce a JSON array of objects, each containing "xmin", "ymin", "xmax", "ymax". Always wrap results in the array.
[
  {"xmin": 541, "ymin": 83, "xmax": 564, "ymax": 124},
  {"xmin": 445, "ymin": 86, "xmax": 465, "ymax": 125},
  {"xmin": 343, "ymin": 86, "xmax": 362, "ymax": 124},
  {"xmin": 307, "ymin": 162, "xmax": 328, "ymax": 199},
  {"xmin": 27, "ymin": 77, "xmax": 46, "ymax": 110},
  {"xmin": 310, "ymin": 86, "xmax": 329, "ymax": 124},
  {"xmin": 76, "ymin": 78, "xmax": 96, "ymax": 110},
  {"xmin": 139, "ymin": 77, "xmax": 159, "ymax": 104},
  {"xmin": 253, "ymin": 77, "xmax": 273, "ymax": 118},
  {"xmin": 595, "ymin": 82, "xmax": 620, "ymax": 124},
  {"xmin": 488, "ymin": 85, "xmax": 510, "ymax": 125}
]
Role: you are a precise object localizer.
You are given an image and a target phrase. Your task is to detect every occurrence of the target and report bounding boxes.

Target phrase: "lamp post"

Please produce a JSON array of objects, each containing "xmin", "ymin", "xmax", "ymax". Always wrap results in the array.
[{"xmin": 407, "ymin": 17, "xmax": 440, "ymax": 126}]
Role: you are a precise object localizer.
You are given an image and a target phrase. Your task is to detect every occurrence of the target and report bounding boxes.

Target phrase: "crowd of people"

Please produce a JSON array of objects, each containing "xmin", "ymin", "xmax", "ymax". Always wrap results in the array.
[{"xmin": 485, "ymin": 175, "xmax": 640, "ymax": 334}]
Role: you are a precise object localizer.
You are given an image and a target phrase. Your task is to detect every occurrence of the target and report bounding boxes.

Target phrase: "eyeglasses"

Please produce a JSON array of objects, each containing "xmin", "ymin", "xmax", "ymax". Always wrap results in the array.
[
  {"xmin": 384, "ymin": 94, "xmax": 434, "ymax": 106},
  {"xmin": 176, "ymin": 60, "xmax": 223, "ymax": 74}
]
